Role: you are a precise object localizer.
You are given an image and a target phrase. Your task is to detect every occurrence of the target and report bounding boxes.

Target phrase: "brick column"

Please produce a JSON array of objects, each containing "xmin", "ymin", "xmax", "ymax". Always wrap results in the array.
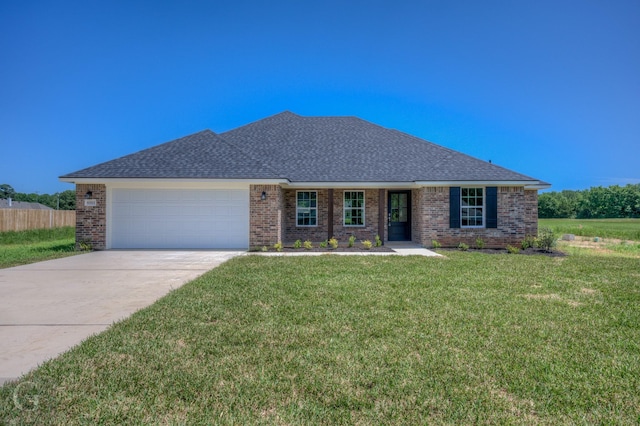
[
  {"xmin": 524, "ymin": 190, "xmax": 539, "ymax": 237},
  {"xmin": 249, "ymin": 184, "xmax": 284, "ymax": 247},
  {"xmin": 75, "ymin": 184, "xmax": 107, "ymax": 250}
]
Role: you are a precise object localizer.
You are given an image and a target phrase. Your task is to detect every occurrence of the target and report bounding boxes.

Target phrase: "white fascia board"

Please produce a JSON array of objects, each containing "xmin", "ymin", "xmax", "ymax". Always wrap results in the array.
[
  {"xmin": 282, "ymin": 181, "xmax": 419, "ymax": 189},
  {"xmin": 414, "ymin": 180, "xmax": 548, "ymax": 188},
  {"xmin": 523, "ymin": 183, "xmax": 552, "ymax": 190},
  {"xmin": 59, "ymin": 178, "xmax": 288, "ymax": 189}
]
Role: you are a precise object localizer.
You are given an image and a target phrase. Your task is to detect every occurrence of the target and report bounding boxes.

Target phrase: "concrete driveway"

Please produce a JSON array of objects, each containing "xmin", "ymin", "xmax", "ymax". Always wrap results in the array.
[{"xmin": 0, "ymin": 250, "xmax": 243, "ymax": 385}]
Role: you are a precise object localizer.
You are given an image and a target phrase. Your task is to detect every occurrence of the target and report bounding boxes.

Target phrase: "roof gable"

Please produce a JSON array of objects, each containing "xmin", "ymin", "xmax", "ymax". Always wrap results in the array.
[{"xmin": 61, "ymin": 130, "xmax": 281, "ymax": 179}]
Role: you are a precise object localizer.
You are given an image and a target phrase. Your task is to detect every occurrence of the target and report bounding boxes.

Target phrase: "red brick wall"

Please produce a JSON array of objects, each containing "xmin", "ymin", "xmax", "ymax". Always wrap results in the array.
[
  {"xmin": 284, "ymin": 189, "xmax": 329, "ymax": 242},
  {"xmin": 414, "ymin": 186, "xmax": 535, "ymax": 248},
  {"xmin": 249, "ymin": 184, "xmax": 284, "ymax": 247},
  {"xmin": 75, "ymin": 184, "xmax": 106, "ymax": 250},
  {"xmin": 524, "ymin": 190, "xmax": 538, "ymax": 237},
  {"xmin": 250, "ymin": 184, "xmax": 536, "ymax": 248},
  {"xmin": 282, "ymin": 188, "xmax": 383, "ymax": 244}
]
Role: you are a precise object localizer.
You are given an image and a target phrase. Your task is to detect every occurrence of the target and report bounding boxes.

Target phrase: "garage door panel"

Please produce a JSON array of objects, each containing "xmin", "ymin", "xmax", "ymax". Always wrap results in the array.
[{"xmin": 111, "ymin": 188, "xmax": 249, "ymax": 249}]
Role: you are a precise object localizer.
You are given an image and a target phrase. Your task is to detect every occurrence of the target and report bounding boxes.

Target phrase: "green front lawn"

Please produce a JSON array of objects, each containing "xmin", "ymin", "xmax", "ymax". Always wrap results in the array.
[
  {"xmin": 0, "ymin": 227, "xmax": 77, "ymax": 269},
  {"xmin": 2, "ymin": 251, "xmax": 639, "ymax": 424}
]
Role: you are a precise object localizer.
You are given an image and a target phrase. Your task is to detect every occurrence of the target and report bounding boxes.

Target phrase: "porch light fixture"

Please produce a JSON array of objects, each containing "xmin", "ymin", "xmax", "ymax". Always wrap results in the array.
[
  {"xmin": 261, "ymin": 191, "xmax": 267, "ymax": 201},
  {"xmin": 85, "ymin": 191, "xmax": 93, "ymax": 199}
]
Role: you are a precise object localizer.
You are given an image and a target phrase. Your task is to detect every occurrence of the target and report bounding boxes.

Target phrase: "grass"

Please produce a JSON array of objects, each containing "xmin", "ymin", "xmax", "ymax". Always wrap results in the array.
[
  {"xmin": 539, "ymin": 218, "xmax": 640, "ymax": 241},
  {"xmin": 0, "ymin": 227, "xmax": 77, "ymax": 268},
  {"xmin": 2, "ymin": 252, "xmax": 639, "ymax": 424}
]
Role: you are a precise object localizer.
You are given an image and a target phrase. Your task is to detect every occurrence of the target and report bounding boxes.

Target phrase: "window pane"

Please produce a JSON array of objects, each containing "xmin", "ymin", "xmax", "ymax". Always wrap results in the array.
[
  {"xmin": 344, "ymin": 191, "xmax": 364, "ymax": 226},
  {"xmin": 297, "ymin": 191, "xmax": 317, "ymax": 226}
]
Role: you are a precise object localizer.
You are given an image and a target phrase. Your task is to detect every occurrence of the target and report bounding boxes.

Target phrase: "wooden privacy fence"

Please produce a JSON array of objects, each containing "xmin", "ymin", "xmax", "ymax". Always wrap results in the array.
[{"xmin": 0, "ymin": 209, "xmax": 76, "ymax": 232}]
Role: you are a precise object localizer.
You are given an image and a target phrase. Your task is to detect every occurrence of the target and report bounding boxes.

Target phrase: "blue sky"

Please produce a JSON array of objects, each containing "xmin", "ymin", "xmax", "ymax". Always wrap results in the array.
[{"xmin": 1, "ymin": 0, "xmax": 638, "ymax": 194}]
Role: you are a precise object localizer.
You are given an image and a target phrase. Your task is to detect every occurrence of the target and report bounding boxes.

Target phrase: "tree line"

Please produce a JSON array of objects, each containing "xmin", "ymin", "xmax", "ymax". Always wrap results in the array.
[
  {"xmin": 0, "ymin": 184, "xmax": 76, "ymax": 210},
  {"xmin": 538, "ymin": 184, "xmax": 640, "ymax": 219}
]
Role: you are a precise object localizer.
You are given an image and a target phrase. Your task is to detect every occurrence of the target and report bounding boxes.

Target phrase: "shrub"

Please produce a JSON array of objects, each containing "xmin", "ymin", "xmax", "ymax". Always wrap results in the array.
[
  {"xmin": 475, "ymin": 238, "xmax": 485, "ymax": 249},
  {"xmin": 536, "ymin": 227, "xmax": 557, "ymax": 252},
  {"xmin": 319, "ymin": 240, "xmax": 328, "ymax": 248},
  {"xmin": 78, "ymin": 240, "xmax": 93, "ymax": 251},
  {"xmin": 362, "ymin": 240, "xmax": 372, "ymax": 250},
  {"xmin": 348, "ymin": 235, "xmax": 356, "ymax": 248},
  {"xmin": 457, "ymin": 242, "xmax": 469, "ymax": 251},
  {"xmin": 328, "ymin": 238, "xmax": 339, "ymax": 249},
  {"xmin": 273, "ymin": 242, "xmax": 283, "ymax": 252},
  {"xmin": 261, "ymin": 246, "xmax": 268, "ymax": 252},
  {"xmin": 375, "ymin": 235, "xmax": 382, "ymax": 247},
  {"xmin": 293, "ymin": 239, "xmax": 302, "ymax": 249},
  {"xmin": 303, "ymin": 240, "xmax": 313, "ymax": 250},
  {"xmin": 431, "ymin": 240, "xmax": 441, "ymax": 249},
  {"xmin": 521, "ymin": 235, "xmax": 536, "ymax": 250},
  {"xmin": 506, "ymin": 245, "xmax": 520, "ymax": 254}
]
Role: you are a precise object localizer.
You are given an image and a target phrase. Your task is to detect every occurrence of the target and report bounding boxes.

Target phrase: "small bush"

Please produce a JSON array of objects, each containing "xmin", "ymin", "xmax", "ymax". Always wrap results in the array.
[
  {"xmin": 319, "ymin": 240, "xmax": 328, "ymax": 248},
  {"xmin": 78, "ymin": 240, "xmax": 93, "ymax": 251},
  {"xmin": 506, "ymin": 245, "xmax": 520, "ymax": 254},
  {"xmin": 348, "ymin": 235, "xmax": 356, "ymax": 248},
  {"xmin": 457, "ymin": 242, "xmax": 469, "ymax": 251},
  {"xmin": 521, "ymin": 235, "xmax": 536, "ymax": 250},
  {"xmin": 431, "ymin": 240, "xmax": 441, "ymax": 249},
  {"xmin": 303, "ymin": 240, "xmax": 313, "ymax": 250},
  {"xmin": 362, "ymin": 240, "xmax": 372, "ymax": 250},
  {"xmin": 328, "ymin": 238, "xmax": 339, "ymax": 249},
  {"xmin": 273, "ymin": 242, "xmax": 283, "ymax": 252},
  {"xmin": 536, "ymin": 227, "xmax": 557, "ymax": 252},
  {"xmin": 375, "ymin": 235, "xmax": 382, "ymax": 247},
  {"xmin": 293, "ymin": 239, "xmax": 302, "ymax": 249},
  {"xmin": 261, "ymin": 246, "xmax": 268, "ymax": 252},
  {"xmin": 475, "ymin": 238, "xmax": 485, "ymax": 249}
]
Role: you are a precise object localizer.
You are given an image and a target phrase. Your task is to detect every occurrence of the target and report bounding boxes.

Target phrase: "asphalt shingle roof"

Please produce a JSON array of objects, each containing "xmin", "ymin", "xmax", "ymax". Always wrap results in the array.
[
  {"xmin": 0, "ymin": 200, "xmax": 53, "ymax": 210},
  {"xmin": 61, "ymin": 111, "xmax": 547, "ymax": 184},
  {"xmin": 61, "ymin": 130, "xmax": 280, "ymax": 179}
]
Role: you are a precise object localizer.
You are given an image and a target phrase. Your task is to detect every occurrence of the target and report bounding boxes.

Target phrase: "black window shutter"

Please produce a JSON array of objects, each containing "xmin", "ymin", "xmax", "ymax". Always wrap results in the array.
[
  {"xmin": 486, "ymin": 186, "xmax": 498, "ymax": 228},
  {"xmin": 450, "ymin": 187, "xmax": 460, "ymax": 228}
]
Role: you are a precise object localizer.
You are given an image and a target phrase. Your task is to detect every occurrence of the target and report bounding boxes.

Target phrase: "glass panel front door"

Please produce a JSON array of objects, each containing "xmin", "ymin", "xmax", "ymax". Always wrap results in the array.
[{"xmin": 388, "ymin": 191, "xmax": 411, "ymax": 241}]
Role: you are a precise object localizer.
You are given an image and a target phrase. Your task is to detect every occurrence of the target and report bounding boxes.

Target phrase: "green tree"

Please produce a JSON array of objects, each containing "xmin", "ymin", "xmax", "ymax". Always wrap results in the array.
[{"xmin": 0, "ymin": 184, "xmax": 16, "ymax": 199}]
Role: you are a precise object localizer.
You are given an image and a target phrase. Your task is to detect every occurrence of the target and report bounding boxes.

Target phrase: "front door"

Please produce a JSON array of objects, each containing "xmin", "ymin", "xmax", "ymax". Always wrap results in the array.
[{"xmin": 388, "ymin": 191, "xmax": 411, "ymax": 241}]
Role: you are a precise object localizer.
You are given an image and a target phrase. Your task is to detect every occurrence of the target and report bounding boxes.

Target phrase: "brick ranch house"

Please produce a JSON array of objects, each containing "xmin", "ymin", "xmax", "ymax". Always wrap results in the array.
[{"xmin": 60, "ymin": 111, "xmax": 550, "ymax": 250}]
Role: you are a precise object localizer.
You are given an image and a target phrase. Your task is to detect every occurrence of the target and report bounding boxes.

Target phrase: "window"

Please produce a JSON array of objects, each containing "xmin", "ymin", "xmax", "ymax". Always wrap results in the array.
[
  {"xmin": 461, "ymin": 187, "xmax": 484, "ymax": 227},
  {"xmin": 344, "ymin": 191, "xmax": 365, "ymax": 226},
  {"xmin": 296, "ymin": 191, "xmax": 317, "ymax": 226}
]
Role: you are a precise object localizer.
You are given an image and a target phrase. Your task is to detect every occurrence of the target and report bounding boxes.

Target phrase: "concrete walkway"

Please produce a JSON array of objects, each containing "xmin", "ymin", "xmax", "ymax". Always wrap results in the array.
[
  {"xmin": 0, "ymin": 250, "xmax": 243, "ymax": 385},
  {"xmin": 254, "ymin": 242, "xmax": 442, "ymax": 257}
]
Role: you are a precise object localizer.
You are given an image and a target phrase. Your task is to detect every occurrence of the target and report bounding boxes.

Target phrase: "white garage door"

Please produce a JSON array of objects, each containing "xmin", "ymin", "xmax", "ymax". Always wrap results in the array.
[{"xmin": 111, "ymin": 188, "xmax": 249, "ymax": 249}]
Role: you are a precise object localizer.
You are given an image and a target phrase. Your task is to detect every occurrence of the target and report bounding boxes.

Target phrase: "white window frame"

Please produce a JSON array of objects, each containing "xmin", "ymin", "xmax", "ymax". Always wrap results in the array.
[
  {"xmin": 461, "ymin": 187, "xmax": 485, "ymax": 228},
  {"xmin": 343, "ymin": 190, "xmax": 365, "ymax": 227},
  {"xmin": 296, "ymin": 191, "xmax": 317, "ymax": 227}
]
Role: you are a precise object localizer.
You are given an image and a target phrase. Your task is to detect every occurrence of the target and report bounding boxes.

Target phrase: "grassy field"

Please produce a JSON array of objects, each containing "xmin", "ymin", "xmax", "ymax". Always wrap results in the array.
[
  {"xmin": 2, "ymin": 251, "xmax": 639, "ymax": 424},
  {"xmin": 0, "ymin": 227, "xmax": 77, "ymax": 268},
  {"xmin": 539, "ymin": 218, "xmax": 640, "ymax": 241}
]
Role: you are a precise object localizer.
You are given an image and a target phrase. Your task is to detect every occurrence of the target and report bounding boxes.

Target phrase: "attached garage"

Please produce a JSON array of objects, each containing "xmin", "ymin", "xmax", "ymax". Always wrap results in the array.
[{"xmin": 110, "ymin": 188, "xmax": 249, "ymax": 249}]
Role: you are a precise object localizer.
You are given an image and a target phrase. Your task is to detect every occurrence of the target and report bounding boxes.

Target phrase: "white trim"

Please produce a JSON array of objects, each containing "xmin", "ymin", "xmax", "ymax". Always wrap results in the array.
[
  {"xmin": 107, "ymin": 181, "xmax": 252, "ymax": 190},
  {"xmin": 343, "ymin": 190, "xmax": 365, "ymax": 227},
  {"xmin": 415, "ymin": 180, "xmax": 548, "ymax": 188},
  {"xmin": 61, "ymin": 177, "xmax": 550, "ymax": 190},
  {"xmin": 59, "ymin": 177, "xmax": 288, "ymax": 185},
  {"xmin": 283, "ymin": 181, "xmax": 419, "ymax": 189},
  {"xmin": 296, "ymin": 190, "xmax": 318, "ymax": 227}
]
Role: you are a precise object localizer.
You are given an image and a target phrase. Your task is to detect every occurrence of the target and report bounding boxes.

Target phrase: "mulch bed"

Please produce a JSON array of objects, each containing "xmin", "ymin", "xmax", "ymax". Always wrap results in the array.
[
  {"xmin": 280, "ymin": 245, "xmax": 395, "ymax": 253},
  {"xmin": 438, "ymin": 247, "xmax": 567, "ymax": 257}
]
